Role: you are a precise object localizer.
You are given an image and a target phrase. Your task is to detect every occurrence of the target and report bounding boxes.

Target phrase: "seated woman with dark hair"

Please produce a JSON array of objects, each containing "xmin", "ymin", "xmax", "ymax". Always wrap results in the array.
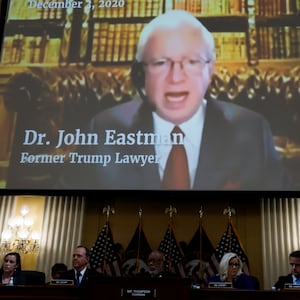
[
  {"xmin": 208, "ymin": 252, "xmax": 256, "ymax": 290},
  {"xmin": 0, "ymin": 252, "xmax": 26, "ymax": 285}
]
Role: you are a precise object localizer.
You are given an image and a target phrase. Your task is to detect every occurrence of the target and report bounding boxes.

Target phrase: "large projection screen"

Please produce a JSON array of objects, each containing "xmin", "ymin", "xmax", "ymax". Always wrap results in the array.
[{"xmin": 0, "ymin": 0, "xmax": 299, "ymax": 191}]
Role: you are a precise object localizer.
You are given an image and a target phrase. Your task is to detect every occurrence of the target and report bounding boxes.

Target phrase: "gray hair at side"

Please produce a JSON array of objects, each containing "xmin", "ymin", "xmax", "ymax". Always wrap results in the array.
[
  {"xmin": 219, "ymin": 252, "xmax": 243, "ymax": 281},
  {"xmin": 135, "ymin": 9, "xmax": 216, "ymax": 62}
]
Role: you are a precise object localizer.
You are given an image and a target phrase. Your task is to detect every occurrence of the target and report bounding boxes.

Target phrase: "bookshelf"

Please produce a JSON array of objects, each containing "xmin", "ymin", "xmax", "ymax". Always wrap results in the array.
[
  {"xmin": 0, "ymin": 0, "xmax": 299, "ymax": 189},
  {"xmin": 0, "ymin": 0, "xmax": 299, "ymax": 66}
]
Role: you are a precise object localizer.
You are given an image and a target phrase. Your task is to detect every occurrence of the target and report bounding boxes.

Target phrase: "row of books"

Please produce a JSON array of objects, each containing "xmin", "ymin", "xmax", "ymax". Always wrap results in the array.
[
  {"xmin": 6, "ymin": 0, "xmax": 164, "ymax": 20},
  {"xmin": 93, "ymin": 0, "xmax": 246, "ymax": 19},
  {"xmin": 166, "ymin": 0, "xmax": 246, "ymax": 15},
  {"xmin": 213, "ymin": 32, "xmax": 247, "ymax": 61},
  {"xmin": 6, "ymin": 0, "xmax": 300, "ymax": 21},
  {"xmin": 92, "ymin": 0, "xmax": 163, "ymax": 18},
  {"xmin": 7, "ymin": 1, "xmax": 64, "ymax": 20},
  {"xmin": 0, "ymin": 30, "xmax": 294, "ymax": 65},
  {"xmin": 93, "ymin": 0, "xmax": 300, "ymax": 19},
  {"xmin": 257, "ymin": 26, "xmax": 300, "ymax": 59},
  {"xmin": 0, "ymin": 25, "xmax": 298, "ymax": 65},
  {"xmin": 0, "ymin": 29, "xmax": 245, "ymax": 65},
  {"xmin": 1, "ymin": 34, "xmax": 60, "ymax": 64},
  {"xmin": 91, "ymin": 22, "xmax": 247, "ymax": 63},
  {"xmin": 5, "ymin": 0, "xmax": 268, "ymax": 22},
  {"xmin": 255, "ymin": 0, "xmax": 300, "ymax": 16},
  {"xmin": 91, "ymin": 22, "xmax": 144, "ymax": 63}
]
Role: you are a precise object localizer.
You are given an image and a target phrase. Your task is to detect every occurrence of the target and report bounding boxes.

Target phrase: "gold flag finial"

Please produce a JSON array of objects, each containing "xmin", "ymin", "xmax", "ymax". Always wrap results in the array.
[
  {"xmin": 138, "ymin": 207, "xmax": 142, "ymax": 218},
  {"xmin": 223, "ymin": 206, "xmax": 236, "ymax": 217},
  {"xmin": 102, "ymin": 205, "xmax": 115, "ymax": 221},
  {"xmin": 199, "ymin": 206, "xmax": 204, "ymax": 219},
  {"xmin": 165, "ymin": 205, "xmax": 177, "ymax": 218}
]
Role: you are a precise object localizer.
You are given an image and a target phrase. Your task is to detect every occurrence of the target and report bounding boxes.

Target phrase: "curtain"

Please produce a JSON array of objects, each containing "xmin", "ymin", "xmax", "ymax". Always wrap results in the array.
[
  {"xmin": 0, "ymin": 195, "xmax": 15, "ymax": 258},
  {"xmin": 261, "ymin": 198, "xmax": 300, "ymax": 289},
  {"xmin": 36, "ymin": 196, "xmax": 85, "ymax": 282}
]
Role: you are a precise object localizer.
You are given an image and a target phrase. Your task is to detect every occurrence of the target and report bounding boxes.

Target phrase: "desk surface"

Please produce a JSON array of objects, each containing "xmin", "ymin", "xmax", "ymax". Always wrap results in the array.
[
  {"xmin": 0, "ymin": 279, "xmax": 300, "ymax": 300},
  {"xmin": 191, "ymin": 288, "xmax": 300, "ymax": 300},
  {"xmin": 0, "ymin": 285, "xmax": 85, "ymax": 300}
]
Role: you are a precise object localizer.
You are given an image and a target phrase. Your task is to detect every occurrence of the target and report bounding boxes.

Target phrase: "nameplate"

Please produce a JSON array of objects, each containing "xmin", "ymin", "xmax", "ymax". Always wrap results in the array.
[
  {"xmin": 208, "ymin": 282, "xmax": 233, "ymax": 288},
  {"xmin": 121, "ymin": 288, "xmax": 156, "ymax": 297},
  {"xmin": 284, "ymin": 283, "xmax": 300, "ymax": 290},
  {"xmin": 50, "ymin": 279, "xmax": 74, "ymax": 285}
]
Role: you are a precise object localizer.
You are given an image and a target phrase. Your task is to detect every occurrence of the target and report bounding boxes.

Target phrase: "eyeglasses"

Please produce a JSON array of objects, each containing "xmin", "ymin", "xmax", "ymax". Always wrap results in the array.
[
  {"xmin": 229, "ymin": 263, "xmax": 240, "ymax": 267},
  {"xmin": 143, "ymin": 57, "xmax": 210, "ymax": 75}
]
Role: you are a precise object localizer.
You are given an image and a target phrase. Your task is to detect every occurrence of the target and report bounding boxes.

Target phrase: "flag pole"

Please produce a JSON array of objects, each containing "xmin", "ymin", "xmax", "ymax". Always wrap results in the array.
[
  {"xmin": 223, "ymin": 206, "xmax": 236, "ymax": 252},
  {"xmin": 222, "ymin": 206, "xmax": 250, "ymax": 274},
  {"xmin": 198, "ymin": 207, "xmax": 204, "ymax": 279},
  {"xmin": 227, "ymin": 209, "xmax": 250, "ymax": 272},
  {"xmin": 165, "ymin": 205, "xmax": 177, "ymax": 272},
  {"xmin": 102, "ymin": 205, "xmax": 115, "ymax": 274},
  {"xmin": 135, "ymin": 207, "xmax": 142, "ymax": 273}
]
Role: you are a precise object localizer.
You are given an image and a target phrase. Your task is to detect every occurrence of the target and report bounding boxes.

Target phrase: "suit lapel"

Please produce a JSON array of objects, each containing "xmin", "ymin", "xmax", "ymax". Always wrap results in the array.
[
  {"xmin": 80, "ymin": 271, "xmax": 87, "ymax": 286},
  {"xmin": 129, "ymin": 102, "xmax": 161, "ymax": 188},
  {"xmin": 129, "ymin": 100, "xmax": 239, "ymax": 190},
  {"xmin": 193, "ymin": 100, "xmax": 236, "ymax": 190}
]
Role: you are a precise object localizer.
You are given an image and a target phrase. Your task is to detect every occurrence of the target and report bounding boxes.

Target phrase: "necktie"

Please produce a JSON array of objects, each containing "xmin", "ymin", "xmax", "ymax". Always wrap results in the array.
[
  {"xmin": 162, "ymin": 126, "xmax": 190, "ymax": 189},
  {"xmin": 76, "ymin": 271, "xmax": 81, "ymax": 286},
  {"xmin": 295, "ymin": 278, "xmax": 300, "ymax": 284}
]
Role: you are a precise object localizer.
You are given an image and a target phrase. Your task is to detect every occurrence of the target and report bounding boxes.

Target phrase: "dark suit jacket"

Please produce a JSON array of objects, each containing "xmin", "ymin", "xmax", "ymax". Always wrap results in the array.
[
  {"xmin": 61, "ymin": 268, "xmax": 100, "ymax": 287},
  {"xmin": 59, "ymin": 97, "xmax": 291, "ymax": 190},
  {"xmin": 209, "ymin": 273, "xmax": 256, "ymax": 290},
  {"xmin": 273, "ymin": 274, "xmax": 294, "ymax": 290},
  {"xmin": 0, "ymin": 269, "xmax": 27, "ymax": 285},
  {"xmin": 136, "ymin": 270, "xmax": 179, "ymax": 278}
]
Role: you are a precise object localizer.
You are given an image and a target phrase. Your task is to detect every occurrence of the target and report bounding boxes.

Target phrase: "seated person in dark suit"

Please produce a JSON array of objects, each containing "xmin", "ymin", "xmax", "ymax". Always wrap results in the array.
[
  {"xmin": 137, "ymin": 250, "xmax": 178, "ymax": 278},
  {"xmin": 209, "ymin": 252, "xmax": 256, "ymax": 290},
  {"xmin": 0, "ymin": 252, "xmax": 26, "ymax": 285},
  {"xmin": 61, "ymin": 245, "xmax": 100, "ymax": 287},
  {"xmin": 273, "ymin": 250, "xmax": 300, "ymax": 289}
]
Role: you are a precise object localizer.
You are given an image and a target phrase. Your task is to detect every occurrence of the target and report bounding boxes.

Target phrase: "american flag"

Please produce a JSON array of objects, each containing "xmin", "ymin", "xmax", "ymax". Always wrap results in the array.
[
  {"xmin": 90, "ymin": 221, "xmax": 122, "ymax": 276},
  {"xmin": 122, "ymin": 223, "xmax": 152, "ymax": 276},
  {"xmin": 185, "ymin": 224, "xmax": 218, "ymax": 282},
  {"xmin": 158, "ymin": 224, "xmax": 185, "ymax": 278},
  {"xmin": 212, "ymin": 220, "xmax": 250, "ymax": 275}
]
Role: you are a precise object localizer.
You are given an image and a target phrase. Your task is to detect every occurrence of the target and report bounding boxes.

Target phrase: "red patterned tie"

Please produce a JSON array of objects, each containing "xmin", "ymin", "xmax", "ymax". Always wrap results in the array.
[{"xmin": 162, "ymin": 126, "xmax": 190, "ymax": 189}]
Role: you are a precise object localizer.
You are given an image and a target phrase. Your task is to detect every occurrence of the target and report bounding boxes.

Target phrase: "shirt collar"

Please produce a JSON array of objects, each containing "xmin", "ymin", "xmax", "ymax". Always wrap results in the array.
[
  {"xmin": 292, "ymin": 274, "xmax": 300, "ymax": 283},
  {"xmin": 75, "ymin": 267, "xmax": 87, "ymax": 276},
  {"xmin": 152, "ymin": 99, "xmax": 206, "ymax": 142}
]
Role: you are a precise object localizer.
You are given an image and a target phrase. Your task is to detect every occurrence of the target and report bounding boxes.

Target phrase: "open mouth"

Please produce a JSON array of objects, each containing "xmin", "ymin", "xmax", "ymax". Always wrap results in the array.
[{"xmin": 165, "ymin": 91, "xmax": 188, "ymax": 103}]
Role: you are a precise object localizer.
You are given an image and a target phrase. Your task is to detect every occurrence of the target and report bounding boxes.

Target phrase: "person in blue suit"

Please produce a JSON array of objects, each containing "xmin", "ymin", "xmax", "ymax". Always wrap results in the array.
[
  {"xmin": 273, "ymin": 250, "xmax": 300, "ymax": 289},
  {"xmin": 61, "ymin": 246, "xmax": 100, "ymax": 287},
  {"xmin": 58, "ymin": 9, "xmax": 290, "ymax": 191},
  {"xmin": 208, "ymin": 252, "xmax": 256, "ymax": 290}
]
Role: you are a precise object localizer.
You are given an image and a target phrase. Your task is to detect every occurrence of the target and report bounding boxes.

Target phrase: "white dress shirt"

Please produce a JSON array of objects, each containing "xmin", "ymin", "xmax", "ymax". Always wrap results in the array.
[
  {"xmin": 75, "ymin": 267, "xmax": 87, "ymax": 284},
  {"xmin": 153, "ymin": 100, "xmax": 206, "ymax": 187}
]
